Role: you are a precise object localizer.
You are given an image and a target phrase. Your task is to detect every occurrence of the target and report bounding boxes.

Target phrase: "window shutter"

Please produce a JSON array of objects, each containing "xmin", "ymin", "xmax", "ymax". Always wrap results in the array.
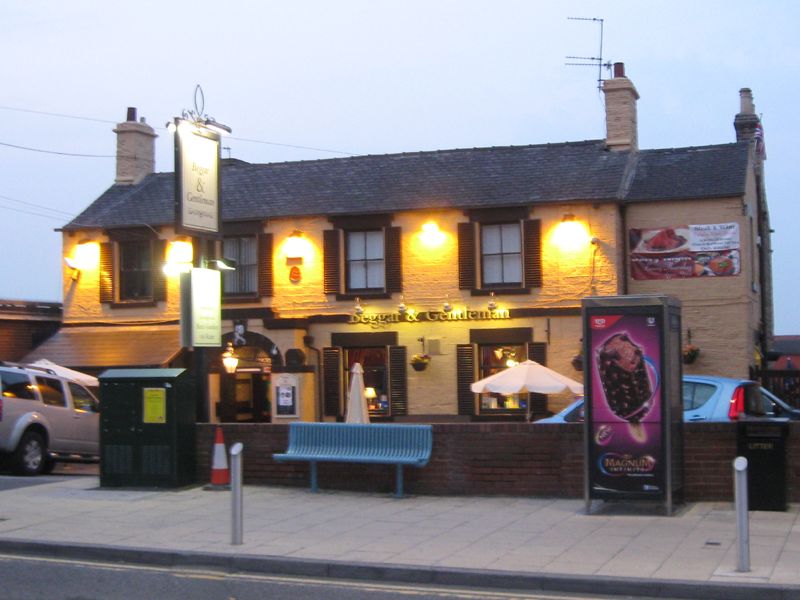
[
  {"xmin": 527, "ymin": 342, "xmax": 548, "ymax": 419},
  {"xmin": 523, "ymin": 219, "xmax": 542, "ymax": 288},
  {"xmin": 456, "ymin": 344, "xmax": 476, "ymax": 416},
  {"xmin": 99, "ymin": 242, "xmax": 114, "ymax": 303},
  {"xmin": 258, "ymin": 233, "xmax": 273, "ymax": 297},
  {"xmin": 385, "ymin": 226, "xmax": 402, "ymax": 294},
  {"xmin": 322, "ymin": 347, "xmax": 342, "ymax": 418},
  {"xmin": 152, "ymin": 239, "xmax": 167, "ymax": 302},
  {"xmin": 323, "ymin": 229, "xmax": 341, "ymax": 295},
  {"xmin": 388, "ymin": 345, "xmax": 408, "ymax": 416},
  {"xmin": 458, "ymin": 222, "xmax": 476, "ymax": 290}
]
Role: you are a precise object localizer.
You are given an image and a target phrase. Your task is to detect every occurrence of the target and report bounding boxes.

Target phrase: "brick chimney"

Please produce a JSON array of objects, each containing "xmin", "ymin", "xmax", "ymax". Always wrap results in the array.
[
  {"xmin": 114, "ymin": 107, "xmax": 157, "ymax": 185},
  {"xmin": 602, "ymin": 62, "xmax": 639, "ymax": 152},
  {"xmin": 734, "ymin": 88, "xmax": 760, "ymax": 142}
]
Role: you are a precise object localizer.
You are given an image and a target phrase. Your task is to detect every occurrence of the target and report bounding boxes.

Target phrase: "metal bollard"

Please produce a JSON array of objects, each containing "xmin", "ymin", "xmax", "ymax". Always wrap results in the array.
[
  {"xmin": 733, "ymin": 456, "xmax": 750, "ymax": 572},
  {"xmin": 231, "ymin": 442, "xmax": 244, "ymax": 546}
]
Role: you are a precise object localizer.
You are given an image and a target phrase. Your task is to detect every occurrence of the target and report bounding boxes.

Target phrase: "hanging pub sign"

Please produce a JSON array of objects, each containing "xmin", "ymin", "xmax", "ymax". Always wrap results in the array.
[
  {"xmin": 173, "ymin": 120, "xmax": 221, "ymax": 236},
  {"xmin": 583, "ymin": 295, "xmax": 683, "ymax": 515},
  {"xmin": 629, "ymin": 222, "xmax": 740, "ymax": 280},
  {"xmin": 179, "ymin": 268, "xmax": 222, "ymax": 348}
]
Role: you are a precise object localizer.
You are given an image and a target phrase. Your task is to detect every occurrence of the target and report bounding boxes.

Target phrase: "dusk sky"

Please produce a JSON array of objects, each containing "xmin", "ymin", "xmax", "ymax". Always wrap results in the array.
[{"xmin": 2, "ymin": 1, "xmax": 798, "ymax": 333}]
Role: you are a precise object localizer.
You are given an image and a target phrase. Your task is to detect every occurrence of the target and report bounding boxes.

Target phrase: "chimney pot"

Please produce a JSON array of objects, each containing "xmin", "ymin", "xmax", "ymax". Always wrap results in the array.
[
  {"xmin": 739, "ymin": 88, "xmax": 755, "ymax": 115},
  {"xmin": 613, "ymin": 62, "xmax": 625, "ymax": 78},
  {"xmin": 126, "ymin": 107, "xmax": 137, "ymax": 122}
]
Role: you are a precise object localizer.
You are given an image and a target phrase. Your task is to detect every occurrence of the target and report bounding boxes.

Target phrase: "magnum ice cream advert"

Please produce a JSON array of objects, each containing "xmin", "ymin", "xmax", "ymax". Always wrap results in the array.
[
  {"xmin": 629, "ymin": 222, "xmax": 740, "ymax": 280},
  {"xmin": 588, "ymin": 313, "xmax": 663, "ymax": 497}
]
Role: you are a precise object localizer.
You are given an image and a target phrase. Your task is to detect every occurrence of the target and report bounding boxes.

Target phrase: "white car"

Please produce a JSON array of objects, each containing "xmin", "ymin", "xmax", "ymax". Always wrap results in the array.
[{"xmin": 0, "ymin": 363, "xmax": 99, "ymax": 475}]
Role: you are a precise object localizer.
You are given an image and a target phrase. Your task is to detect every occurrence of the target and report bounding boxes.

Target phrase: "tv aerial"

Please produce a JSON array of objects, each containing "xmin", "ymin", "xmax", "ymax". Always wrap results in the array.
[{"xmin": 565, "ymin": 17, "xmax": 613, "ymax": 91}]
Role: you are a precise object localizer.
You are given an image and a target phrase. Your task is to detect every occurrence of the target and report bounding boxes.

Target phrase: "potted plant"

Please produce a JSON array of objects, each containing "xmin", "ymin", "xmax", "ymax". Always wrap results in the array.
[
  {"xmin": 410, "ymin": 353, "xmax": 430, "ymax": 371},
  {"xmin": 683, "ymin": 344, "xmax": 700, "ymax": 364},
  {"xmin": 571, "ymin": 350, "xmax": 583, "ymax": 372}
]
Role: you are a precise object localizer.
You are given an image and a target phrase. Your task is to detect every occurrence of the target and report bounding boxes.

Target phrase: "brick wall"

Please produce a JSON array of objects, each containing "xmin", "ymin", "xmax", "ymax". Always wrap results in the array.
[{"xmin": 196, "ymin": 422, "xmax": 800, "ymax": 501}]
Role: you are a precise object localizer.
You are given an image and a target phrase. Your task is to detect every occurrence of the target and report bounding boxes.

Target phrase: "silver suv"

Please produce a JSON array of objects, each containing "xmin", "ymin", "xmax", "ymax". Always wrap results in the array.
[{"xmin": 0, "ymin": 363, "xmax": 99, "ymax": 475}]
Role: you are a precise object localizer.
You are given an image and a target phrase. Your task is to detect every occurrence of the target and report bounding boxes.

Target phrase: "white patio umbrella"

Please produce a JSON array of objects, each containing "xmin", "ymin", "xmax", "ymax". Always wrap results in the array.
[
  {"xmin": 29, "ymin": 359, "xmax": 99, "ymax": 388},
  {"xmin": 344, "ymin": 362, "xmax": 370, "ymax": 423},
  {"xmin": 470, "ymin": 360, "xmax": 584, "ymax": 395}
]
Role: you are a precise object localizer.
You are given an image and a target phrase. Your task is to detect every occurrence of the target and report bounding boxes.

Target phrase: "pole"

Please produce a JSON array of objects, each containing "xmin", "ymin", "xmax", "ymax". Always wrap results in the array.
[
  {"xmin": 733, "ymin": 456, "xmax": 750, "ymax": 572},
  {"xmin": 231, "ymin": 442, "xmax": 244, "ymax": 545}
]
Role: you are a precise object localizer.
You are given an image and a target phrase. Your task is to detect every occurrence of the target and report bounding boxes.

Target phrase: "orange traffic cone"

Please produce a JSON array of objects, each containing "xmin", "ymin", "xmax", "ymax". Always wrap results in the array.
[{"xmin": 205, "ymin": 426, "xmax": 230, "ymax": 490}]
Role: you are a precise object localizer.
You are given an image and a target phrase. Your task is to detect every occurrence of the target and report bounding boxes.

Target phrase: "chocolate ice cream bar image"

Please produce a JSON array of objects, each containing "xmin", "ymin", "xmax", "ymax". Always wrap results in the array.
[{"xmin": 597, "ymin": 332, "xmax": 653, "ymax": 422}]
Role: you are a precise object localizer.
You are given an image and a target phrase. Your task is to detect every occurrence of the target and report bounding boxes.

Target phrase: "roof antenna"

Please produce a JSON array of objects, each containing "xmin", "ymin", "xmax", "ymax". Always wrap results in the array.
[{"xmin": 565, "ymin": 17, "xmax": 613, "ymax": 91}]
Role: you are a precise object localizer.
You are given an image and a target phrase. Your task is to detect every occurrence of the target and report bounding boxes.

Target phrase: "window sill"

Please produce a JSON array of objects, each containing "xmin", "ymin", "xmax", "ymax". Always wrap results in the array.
[
  {"xmin": 108, "ymin": 300, "xmax": 157, "ymax": 308},
  {"xmin": 335, "ymin": 292, "xmax": 391, "ymax": 301},
  {"xmin": 471, "ymin": 287, "xmax": 530, "ymax": 296},
  {"xmin": 222, "ymin": 295, "xmax": 260, "ymax": 305}
]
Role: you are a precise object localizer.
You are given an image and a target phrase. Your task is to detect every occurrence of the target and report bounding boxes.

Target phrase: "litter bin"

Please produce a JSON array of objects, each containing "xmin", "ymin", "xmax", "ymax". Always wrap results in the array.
[
  {"xmin": 736, "ymin": 418, "xmax": 788, "ymax": 511},
  {"xmin": 99, "ymin": 368, "xmax": 196, "ymax": 488}
]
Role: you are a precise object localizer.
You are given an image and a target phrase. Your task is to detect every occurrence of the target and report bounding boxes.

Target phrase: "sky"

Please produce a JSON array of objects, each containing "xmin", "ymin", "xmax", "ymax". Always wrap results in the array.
[{"xmin": 1, "ymin": 1, "xmax": 798, "ymax": 334}]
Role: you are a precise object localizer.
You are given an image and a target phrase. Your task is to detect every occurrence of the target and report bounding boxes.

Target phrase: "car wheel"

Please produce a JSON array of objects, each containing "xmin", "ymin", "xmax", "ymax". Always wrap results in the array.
[{"xmin": 12, "ymin": 432, "xmax": 46, "ymax": 476}]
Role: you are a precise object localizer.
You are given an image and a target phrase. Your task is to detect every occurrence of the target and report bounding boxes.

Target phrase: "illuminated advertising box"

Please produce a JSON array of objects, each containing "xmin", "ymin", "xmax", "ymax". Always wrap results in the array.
[{"xmin": 582, "ymin": 295, "xmax": 683, "ymax": 514}]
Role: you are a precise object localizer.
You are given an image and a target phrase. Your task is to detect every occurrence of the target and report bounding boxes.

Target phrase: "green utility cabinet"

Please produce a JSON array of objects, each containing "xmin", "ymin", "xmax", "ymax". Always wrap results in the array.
[{"xmin": 99, "ymin": 369, "xmax": 196, "ymax": 488}]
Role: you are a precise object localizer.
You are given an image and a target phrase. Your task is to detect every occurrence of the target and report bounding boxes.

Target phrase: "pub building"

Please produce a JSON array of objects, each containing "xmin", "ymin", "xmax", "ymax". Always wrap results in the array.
[{"xmin": 27, "ymin": 64, "xmax": 773, "ymax": 424}]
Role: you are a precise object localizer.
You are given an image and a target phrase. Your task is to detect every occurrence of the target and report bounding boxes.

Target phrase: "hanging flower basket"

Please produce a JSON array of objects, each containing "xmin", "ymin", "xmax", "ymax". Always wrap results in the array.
[
  {"xmin": 410, "ymin": 354, "xmax": 430, "ymax": 371},
  {"xmin": 683, "ymin": 344, "xmax": 700, "ymax": 364},
  {"xmin": 571, "ymin": 353, "xmax": 583, "ymax": 372}
]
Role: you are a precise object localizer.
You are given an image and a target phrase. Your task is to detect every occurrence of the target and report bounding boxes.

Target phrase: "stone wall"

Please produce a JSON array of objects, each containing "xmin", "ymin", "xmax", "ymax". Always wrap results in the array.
[{"xmin": 196, "ymin": 422, "xmax": 800, "ymax": 502}]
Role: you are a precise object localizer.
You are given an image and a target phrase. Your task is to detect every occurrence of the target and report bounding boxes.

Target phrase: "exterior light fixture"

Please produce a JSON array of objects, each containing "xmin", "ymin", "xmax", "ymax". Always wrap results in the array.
[
  {"xmin": 63, "ymin": 257, "xmax": 80, "ymax": 281},
  {"xmin": 284, "ymin": 229, "xmax": 307, "ymax": 264},
  {"xmin": 553, "ymin": 212, "xmax": 592, "ymax": 252},
  {"xmin": 488, "ymin": 291, "xmax": 497, "ymax": 311},
  {"xmin": 398, "ymin": 294, "xmax": 407, "ymax": 316},
  {"xmin": 443, "ymin": 300, "xmax": 453, "ymax": 313},
  {"xmin": 420, "ymin": 221, "xmax": 446, "ymax": 247},
  {"xmin": 221, "ymin": 342, "xmax": 239, "ymax": 374},
  {"xmin": 164, "ymin": 239, "xmax": 194, "ymax": 275},
  {"xmin": 354, "ymin": 297, "xmax": 364, "ymax": 316}
]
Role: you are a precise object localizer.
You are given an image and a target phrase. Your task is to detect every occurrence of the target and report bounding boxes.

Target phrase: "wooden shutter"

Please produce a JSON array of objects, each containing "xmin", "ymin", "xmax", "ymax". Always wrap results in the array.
[
  {"xmin": 322, "ymin": 347, "xmax": 342, "ymax": 418},
  {"xmin": 527, "ymin": 342, "xmax": 548, "ymax": 419},
  {"xmin": 523, "ymin": 219, "xmax": 542, "ymax": 288},
  {"xmin": 99, "ymin": 242, "xmax": 114, "ymax": 303},
  {"xmin": 152, "ymin": 239, "xmax": 167, "ymax": 302},
  {"xmin": 458, "ymin": 222, "xmax": 476, "ymax": 290},
  {"xmin": 388, "ymin": 345, "xmax": 408, "ymax": 416},
  {"xmin": 323, "ymin": 229, "xmax": 341, "ymax": 295},
  {"xmin": 258, "ymin": 233, "xmax": 273, "ymax": 297},
  {"xmin": 385, "ymin": 226, "xmax": 402, "ymax": 294},
  {"xmin": 456, "ymin": 344, "xmax": 477, "ymax": 416}
]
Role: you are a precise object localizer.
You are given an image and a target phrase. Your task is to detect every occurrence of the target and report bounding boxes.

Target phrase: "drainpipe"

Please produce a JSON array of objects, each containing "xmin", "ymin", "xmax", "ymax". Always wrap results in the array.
[{"xmin": 303, "ymin": 334, "xmax": 323, "ymax": 421}]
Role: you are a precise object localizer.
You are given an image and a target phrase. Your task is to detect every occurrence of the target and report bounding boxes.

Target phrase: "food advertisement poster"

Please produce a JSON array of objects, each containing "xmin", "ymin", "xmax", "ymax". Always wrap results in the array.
[
  {"xmin": 588, "ymin": 313, "xmax": 664, "ymax": 497},
  {"xmin": 629, "ymin": 222, "xmax": 740, "ymax": 280}
]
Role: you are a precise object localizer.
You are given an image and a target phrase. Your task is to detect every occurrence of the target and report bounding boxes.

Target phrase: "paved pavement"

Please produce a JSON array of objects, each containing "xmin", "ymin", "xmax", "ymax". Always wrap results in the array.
[{"xmin": 1, "ymin": 475, "xmax": 800, "ymax": 599}]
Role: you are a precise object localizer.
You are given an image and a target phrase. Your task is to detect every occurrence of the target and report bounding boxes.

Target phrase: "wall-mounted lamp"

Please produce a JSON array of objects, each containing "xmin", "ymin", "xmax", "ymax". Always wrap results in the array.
[
  {"xmin": 420, "ymin": 221, "xmax": 446, "ymax": 248},
  {"xmin": 163, "ymin": 240, "xmax": 194, "ymax": 275},
  {"xmin": 202, "ymin": 258, "xmax": 236, "ymax": 271},
  {"xmin": 443, "ymin": 299, "xmax": 453, "ymax": 313},
  {"xmin": 63, "ymin": 257, "xmax": 81, "ymax": 281},
  {"xmin": 488, "ymin": 291, "xmax": 497, "ymax": 311},
  {"xmin": 354, "ymin": 297, "xmax": 364, "ymax": 316},
  {"xmin": 553, "ymin": 213, "xmax": 592, "ymax": 252},
  {"xmin": 284, "ymin": 229, "xmax": 308, "ymax": 264},
  {"xmin": 221, "ymin": 342, "xmax": 239, "ymax": 374},
  {"xmin": 397, "ymin": 294, "xmax": 407, "ymax": 316}
]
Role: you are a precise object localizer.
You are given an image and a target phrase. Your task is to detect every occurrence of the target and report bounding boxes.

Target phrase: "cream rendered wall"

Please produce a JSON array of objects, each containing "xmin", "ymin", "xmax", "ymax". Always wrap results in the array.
[{"xmin": 626, "ymin": 195, "xmax": 759, "ymax": 379}]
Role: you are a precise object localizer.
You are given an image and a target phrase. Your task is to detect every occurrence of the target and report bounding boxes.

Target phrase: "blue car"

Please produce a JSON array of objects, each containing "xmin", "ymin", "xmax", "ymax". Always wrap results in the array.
[{"xmin": 536, "ymin": 374, "xmax": 800, "ymax": 423}]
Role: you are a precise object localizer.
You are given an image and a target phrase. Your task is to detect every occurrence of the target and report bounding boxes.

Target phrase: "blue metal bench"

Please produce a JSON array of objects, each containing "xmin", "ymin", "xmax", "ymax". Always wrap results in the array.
[{"xmin": 272, "ymin": 422, "xmax": 433, "ymax": 498}]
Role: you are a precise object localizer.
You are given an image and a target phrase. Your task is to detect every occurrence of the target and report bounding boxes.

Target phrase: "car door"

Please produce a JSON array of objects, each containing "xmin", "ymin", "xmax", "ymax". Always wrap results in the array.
[
  {"xmin": 683, "ymin": 380, "xmax": 721, "ymax": 421},
  {"xmin": 67, "ymin": 382, "xmax": 100, "ymax": 454},
  {"xmin": 33, "ymin": 375, "xmax": 73, "ymax": 452}
]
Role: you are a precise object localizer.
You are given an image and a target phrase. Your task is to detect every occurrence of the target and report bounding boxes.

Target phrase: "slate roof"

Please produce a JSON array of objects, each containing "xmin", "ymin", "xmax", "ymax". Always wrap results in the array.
[{"xmin": 64, "ymin": 139, "xmax": 751, "ymax": 231}]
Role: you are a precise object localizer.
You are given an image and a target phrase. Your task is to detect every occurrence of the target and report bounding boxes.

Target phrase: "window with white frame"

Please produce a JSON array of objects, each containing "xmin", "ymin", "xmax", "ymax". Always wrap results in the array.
[
  {"xmin": 481, "ymin": 223, "xmax": 522, "ymax": 286},
  {"xmin": 222, "ymin": 236, "xmax": 257, "ymax": 295},
  {"xmin": 346, "ymin": 230, "xmax": 385, "ymax": 292}
]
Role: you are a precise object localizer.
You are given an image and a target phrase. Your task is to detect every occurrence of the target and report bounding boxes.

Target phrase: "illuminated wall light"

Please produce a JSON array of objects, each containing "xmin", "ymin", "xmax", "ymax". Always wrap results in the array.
[
  {"xmin": 420, "ymin": 221, "xmax": 446, "ymax": 248},
  {"xmin": 163, "ymin": 240, "xmax": 194, "ymax": 275},
  {"xmin": 553, "ymin": 213, "xmax": 592, "ymax": 253},
  {"xmin": 284, "ymin": 229, "xmax": 310, "ymax": 264}
]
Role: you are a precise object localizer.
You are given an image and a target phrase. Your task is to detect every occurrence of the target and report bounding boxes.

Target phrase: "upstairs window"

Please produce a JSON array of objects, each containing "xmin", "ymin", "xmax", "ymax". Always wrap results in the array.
[
  {"xmin": 222, "ymin": 236, "xmax": 257, "ymax": 295},
  {"xmin": 99, "ymin": 230, "xmax": 166, "ymax": 306},
  {"xmin": 481, "ymin": 223, "xmax": 522, "ymax": 286},
  {"xmin": 458, "ymin": 209, "xmax": 541, "ymax": 295},
  {"xmin": 323, "ymin": 215, "xmax": 401, "ymax": 300},
  {"xmin": 346, "ymin": 230, "xmax": 385, "ymax": 292},
  {"xmin": 119, "ymin": 240, "xmax": 153, "ymax": 301}
]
